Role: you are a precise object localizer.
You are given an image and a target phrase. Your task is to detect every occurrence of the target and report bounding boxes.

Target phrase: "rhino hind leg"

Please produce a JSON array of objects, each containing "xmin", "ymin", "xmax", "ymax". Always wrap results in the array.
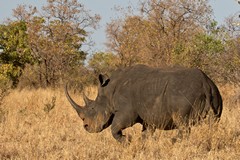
[
  {"xmin": 171, "ymin": 113, "xmax": 191, "ymax": 143},
  {"xmin": 171, "ymin": 126, "xmax": 191, "ymax": 144}
]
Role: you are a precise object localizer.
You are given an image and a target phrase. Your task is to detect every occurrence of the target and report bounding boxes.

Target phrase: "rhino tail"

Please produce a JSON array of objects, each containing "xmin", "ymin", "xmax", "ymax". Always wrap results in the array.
[{"xmin": 205, "ymin": 78, "xmax": 223, "ymax": 120}]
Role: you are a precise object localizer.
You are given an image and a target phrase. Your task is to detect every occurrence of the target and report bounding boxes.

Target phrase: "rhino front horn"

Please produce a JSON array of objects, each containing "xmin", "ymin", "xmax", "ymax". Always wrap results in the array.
[{"xmin": 65, "ymin": 85, "xmax": 84, "ymax": 114}]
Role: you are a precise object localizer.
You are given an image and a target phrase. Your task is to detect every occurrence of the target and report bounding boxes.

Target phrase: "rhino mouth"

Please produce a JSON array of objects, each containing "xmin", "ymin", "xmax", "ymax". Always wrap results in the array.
[{"xmin": 87, "ymin": 114, "xmax": 114, "ymax": 133}]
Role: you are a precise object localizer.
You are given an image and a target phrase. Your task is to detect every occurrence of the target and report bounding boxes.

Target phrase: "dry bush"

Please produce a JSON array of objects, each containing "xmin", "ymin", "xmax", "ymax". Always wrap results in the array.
[{"xmin": 0, "ymin": 85, "xmax": 240, "ymax": 159}]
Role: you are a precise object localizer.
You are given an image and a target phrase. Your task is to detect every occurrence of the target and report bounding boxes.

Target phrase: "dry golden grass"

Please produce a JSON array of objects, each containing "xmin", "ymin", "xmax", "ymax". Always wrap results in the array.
[{"xmin": 0, "ymin": 85, "xmax": 240, "ymax": 159}]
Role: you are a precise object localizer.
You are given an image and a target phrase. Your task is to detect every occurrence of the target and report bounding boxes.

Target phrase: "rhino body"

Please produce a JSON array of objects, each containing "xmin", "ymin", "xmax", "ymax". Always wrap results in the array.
[{"xmin": 65, "ymin": 65, "xmax": 222, "ymax": 142}]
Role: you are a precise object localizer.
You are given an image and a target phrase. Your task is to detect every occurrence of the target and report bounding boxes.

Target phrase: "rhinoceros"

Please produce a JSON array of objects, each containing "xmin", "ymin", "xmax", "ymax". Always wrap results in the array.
[{"xmin": 65, "ymin": 64, "xmax": 222, "ymax": 142}]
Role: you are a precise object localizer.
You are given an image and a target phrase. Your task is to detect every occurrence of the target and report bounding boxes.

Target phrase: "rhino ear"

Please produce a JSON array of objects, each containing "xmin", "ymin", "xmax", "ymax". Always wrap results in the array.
[{"xmin": 99, "ymin": 74, "xmax": 110, "ymax": 87}]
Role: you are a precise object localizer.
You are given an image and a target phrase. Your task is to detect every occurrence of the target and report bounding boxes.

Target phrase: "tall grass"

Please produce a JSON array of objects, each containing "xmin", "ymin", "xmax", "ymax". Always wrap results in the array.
[{"xmin": 0, "ymin": 85, "xmax": 240, "ymax": 159}]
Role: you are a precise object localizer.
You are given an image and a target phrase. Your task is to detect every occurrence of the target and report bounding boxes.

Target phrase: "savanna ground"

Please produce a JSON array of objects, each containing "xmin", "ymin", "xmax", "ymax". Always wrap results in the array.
[{"xmin": 0, "ymin": 84, "xmax": 240, "ymax": 160}]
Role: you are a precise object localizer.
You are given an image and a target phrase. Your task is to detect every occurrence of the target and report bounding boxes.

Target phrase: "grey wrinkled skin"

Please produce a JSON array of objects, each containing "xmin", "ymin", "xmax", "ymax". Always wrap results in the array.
[{"xmin": 65, "ymin": 64, "xmax": 223, "ymax": 143}]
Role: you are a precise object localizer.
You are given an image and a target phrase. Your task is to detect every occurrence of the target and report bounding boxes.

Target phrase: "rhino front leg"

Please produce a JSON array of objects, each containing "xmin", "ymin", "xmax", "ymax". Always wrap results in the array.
[
  {"xmin": 111, "ymin": 111, "xmax": 137, "ymax": 143},
  {"xmin": 141, "ymin": 123, "xmax": 156, "ymax": 140},
  {"xmin": 111, "ymin": 127, "xmax": 126, "ymax": 143}
]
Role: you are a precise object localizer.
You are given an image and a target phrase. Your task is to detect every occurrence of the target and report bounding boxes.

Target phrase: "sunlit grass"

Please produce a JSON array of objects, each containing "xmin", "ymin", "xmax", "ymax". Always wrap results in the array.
[{"xmin": 0, "ymin": 85, "xmax": 239, "ymax": 159}]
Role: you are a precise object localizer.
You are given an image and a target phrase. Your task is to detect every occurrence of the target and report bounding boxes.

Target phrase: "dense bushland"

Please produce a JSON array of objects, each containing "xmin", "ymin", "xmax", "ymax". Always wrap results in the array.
[{"xmin": 0, "ymin": 0, "xmax": 239, "ymax": 90}]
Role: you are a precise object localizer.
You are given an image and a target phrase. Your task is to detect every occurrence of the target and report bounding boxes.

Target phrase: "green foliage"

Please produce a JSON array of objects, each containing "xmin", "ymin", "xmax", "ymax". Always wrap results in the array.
[
  {"xmin": 194, "ymin": 34, "xmax": 224, "ymax": 55},
  {"xmin": 221, "ymin": 37, "xmax": 240, "ymax": 83},
  {"xmin": 172, "ymin": 32, "xmax": 225, "ymax": 71},
  {"xmin": 88, "ymin": 52, "xmax": 119, "ymax": 74},
  {"xmin": 0, "ymin": 64, "xmax": 20, "ymax": 87},
  {"xmin": 171, "ymin": 31, "xmax": 239, "ymax": 83},
  {"xmin": 188, "ymin": 33, "xmax": 225, "ymax": 69},
  {"xmin": 0, "ymin": 21, "xmax": 33, "ymax": 87},
  {"xmin": 0, "ymin": 21, "xmax": 32, "ymax": 67}
]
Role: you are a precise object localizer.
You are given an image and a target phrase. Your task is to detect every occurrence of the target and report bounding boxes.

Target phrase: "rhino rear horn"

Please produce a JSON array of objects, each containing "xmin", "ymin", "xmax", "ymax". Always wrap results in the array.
[
  {"xmin": 65, "ymin": 84, "xmax": 84, "ymax": 115},
  {"xmin": 82, "ymin": 92, "xmax": 92, "ymax": 106},
  {"xmin": 99, "ymin": 74, "xmax": 110, "ymax": 87}
]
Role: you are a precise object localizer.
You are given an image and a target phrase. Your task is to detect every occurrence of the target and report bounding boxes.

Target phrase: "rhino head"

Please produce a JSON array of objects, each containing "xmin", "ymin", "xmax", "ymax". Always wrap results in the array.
[{"xmin": 65, "ymin": 74, "xmax": 113, "ymax": 133}]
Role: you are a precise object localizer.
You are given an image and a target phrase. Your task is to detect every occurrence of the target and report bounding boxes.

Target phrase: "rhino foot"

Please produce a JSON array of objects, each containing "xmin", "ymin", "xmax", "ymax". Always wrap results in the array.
[{"xmin": 116, "ymin": 134, "xmax": 132, "ymax": 145}]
